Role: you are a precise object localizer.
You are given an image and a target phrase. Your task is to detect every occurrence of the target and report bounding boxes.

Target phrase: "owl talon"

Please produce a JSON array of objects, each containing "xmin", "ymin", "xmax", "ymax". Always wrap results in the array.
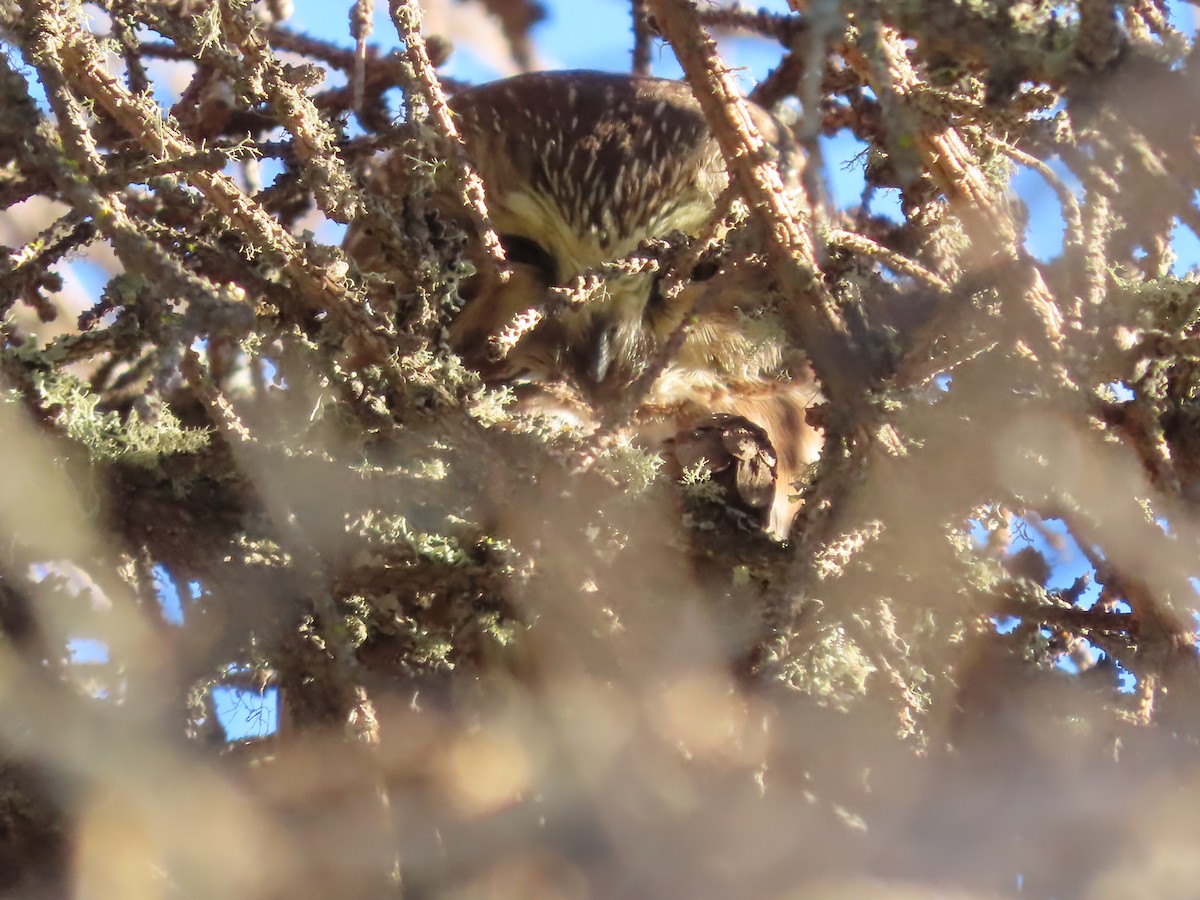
[{"xmin": 672, "ymin": 414, "xmax": 780, "ymax": 530}]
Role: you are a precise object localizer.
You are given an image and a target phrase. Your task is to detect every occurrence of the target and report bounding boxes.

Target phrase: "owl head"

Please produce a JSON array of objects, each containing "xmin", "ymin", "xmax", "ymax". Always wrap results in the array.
[
  {"xmin": 438, "ymin": 71, "xmax": 805, "ymax": 410},
  {"xmin": 346, "ymin": 71, "xmax": 821, "ymax": 537}
]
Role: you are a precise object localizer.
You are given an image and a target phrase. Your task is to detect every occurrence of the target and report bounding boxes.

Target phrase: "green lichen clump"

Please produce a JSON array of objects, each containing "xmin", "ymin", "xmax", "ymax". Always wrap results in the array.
[{"xmin": 32, "ymin": 370, "xmax": 209, "ymax": 465}]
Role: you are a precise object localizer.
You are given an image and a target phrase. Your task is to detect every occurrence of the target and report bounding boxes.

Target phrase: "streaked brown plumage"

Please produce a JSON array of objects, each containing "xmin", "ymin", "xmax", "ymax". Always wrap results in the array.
[{"xmin": 345, "ymin": 70, "xmax": 822, "ymax": 538}]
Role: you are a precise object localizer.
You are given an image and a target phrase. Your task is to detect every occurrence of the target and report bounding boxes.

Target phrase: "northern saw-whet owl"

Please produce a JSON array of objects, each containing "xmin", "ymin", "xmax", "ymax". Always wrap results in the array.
[{"xmin": 346, "ymin": 70, "xmax": 822, "ymax": 538}]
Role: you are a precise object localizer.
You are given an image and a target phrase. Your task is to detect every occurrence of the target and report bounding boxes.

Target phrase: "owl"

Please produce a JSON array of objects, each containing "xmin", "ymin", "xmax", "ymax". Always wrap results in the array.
[{"xmin": 346, "ymin": 70, "xmax": 822, "ymax": 538}]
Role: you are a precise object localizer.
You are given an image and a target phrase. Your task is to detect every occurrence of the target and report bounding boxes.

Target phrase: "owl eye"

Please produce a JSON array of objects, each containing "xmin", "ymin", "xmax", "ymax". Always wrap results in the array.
[
  {"xmin": 691, "ymin": 249, "xmax": 723, "ymax": 283},
  {"xmin": 499, "ymin": 233, "xmax": 558, "ymax": 282},
  {"xmin": 647, "ymin": 248, "xmax": 722, "ymax": 313}
]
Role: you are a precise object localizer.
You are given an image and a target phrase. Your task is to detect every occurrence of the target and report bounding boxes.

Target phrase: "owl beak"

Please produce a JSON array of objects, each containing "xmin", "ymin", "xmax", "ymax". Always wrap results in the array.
[{"xmin": 589, "ymin": 322, "xmax": 615, "ymax": 386}]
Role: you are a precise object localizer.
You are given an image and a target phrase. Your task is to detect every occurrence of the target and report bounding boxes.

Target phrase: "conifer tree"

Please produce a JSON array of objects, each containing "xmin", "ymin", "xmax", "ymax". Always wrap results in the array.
[{"xmin": 1, "ymin": 1, "xmax": 1199, "ymax": 895}]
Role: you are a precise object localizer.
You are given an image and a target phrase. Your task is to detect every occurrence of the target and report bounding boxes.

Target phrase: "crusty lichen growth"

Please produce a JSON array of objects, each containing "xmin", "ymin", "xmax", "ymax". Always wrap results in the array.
[
  {"xmin": 21, "ymin": 369, "xmax": 210, "ymax": 464},
  {"xmin": 781, "ymin": 623, "xmax": 877, "ymax": 709}
]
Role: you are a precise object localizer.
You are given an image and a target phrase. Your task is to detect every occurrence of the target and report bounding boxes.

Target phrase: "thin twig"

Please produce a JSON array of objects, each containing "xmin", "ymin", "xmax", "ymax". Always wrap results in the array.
[
  {"xmin": 648, "ymin": 0, "xmax": 861, "ymax": 405},
  {"xmin": 389, "ymin": 0, "xmax": 509, "ymax": 280},
  {"xmin": 826, "ymin": 227, "xmax": 950, "ymax": 291},
  {"xmin": 350, "ymin": 0, "xmax": 374, "ymax": 112},
  {"xmin": 631, "ymin": 0, "xmax": 653, "ymax": 76},
  {"xmin": 991, "ymin": 137, "xmax": 1083, "ymax": 252}
]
